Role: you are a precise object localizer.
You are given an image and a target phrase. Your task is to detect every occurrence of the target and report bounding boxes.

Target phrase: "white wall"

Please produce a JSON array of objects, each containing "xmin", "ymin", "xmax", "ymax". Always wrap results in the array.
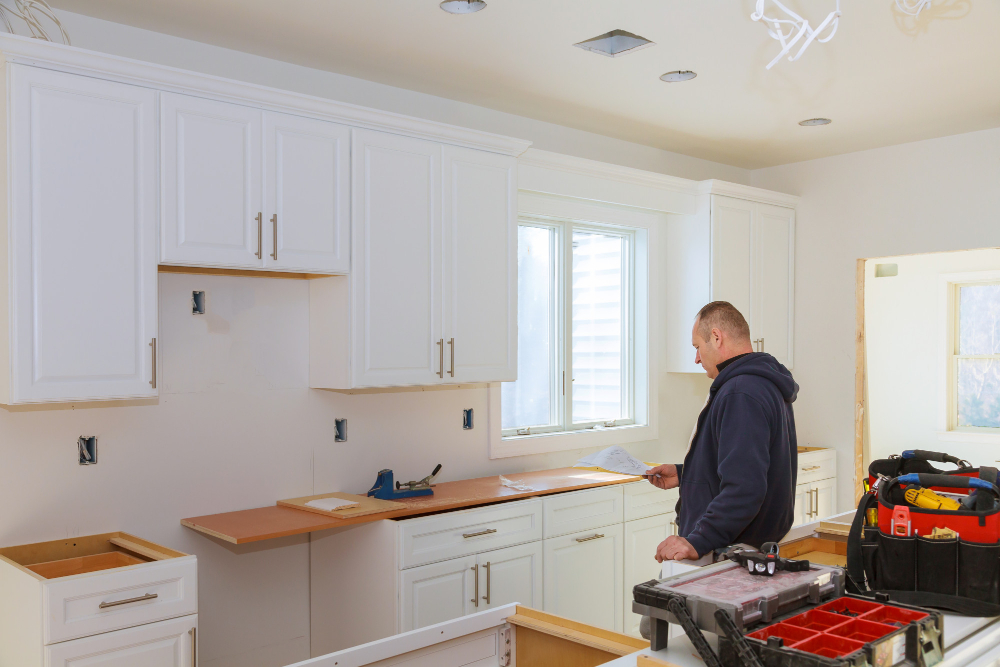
[
  {"xmin": 752, "ymin": 127, "xmax": 1000, "ymax": 511},
  {"xmin": 864, "ymin": 249, "xmax": 1000, "ymax": 467}
]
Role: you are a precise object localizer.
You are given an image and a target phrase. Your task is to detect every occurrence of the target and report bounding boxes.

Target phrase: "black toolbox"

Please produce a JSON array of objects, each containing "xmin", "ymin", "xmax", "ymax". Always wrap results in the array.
[{"xmin": 633, "ymin": 560, "xmax": 944, "ymax": 667}]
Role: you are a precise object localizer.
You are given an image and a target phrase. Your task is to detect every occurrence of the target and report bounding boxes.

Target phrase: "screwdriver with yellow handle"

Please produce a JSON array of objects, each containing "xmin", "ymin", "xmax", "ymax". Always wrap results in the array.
[{"xmin": 905, "ymin": 486, "xmax": 962, "ymax": 511}]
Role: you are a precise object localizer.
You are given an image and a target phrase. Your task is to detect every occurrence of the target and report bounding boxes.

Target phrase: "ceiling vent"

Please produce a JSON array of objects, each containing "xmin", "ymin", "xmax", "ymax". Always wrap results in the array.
[{"xmin": 573, "ymin": 30, "xmax": 654, "ymax": 58}]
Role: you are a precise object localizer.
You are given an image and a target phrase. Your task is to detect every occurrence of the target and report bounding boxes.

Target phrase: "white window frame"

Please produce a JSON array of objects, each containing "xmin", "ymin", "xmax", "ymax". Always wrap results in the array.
[
  {"xmin": 489, "ymin": 193, "xmax": 659, "ymax": 459},
  {"xmin": 938, "ymin": 270, "xmax": 1000, "ymax": 445}
]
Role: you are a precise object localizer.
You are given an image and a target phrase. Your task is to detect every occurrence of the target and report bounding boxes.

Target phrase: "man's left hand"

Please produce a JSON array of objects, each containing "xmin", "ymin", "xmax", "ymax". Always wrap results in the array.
[{"xmin": 655, "ymin": 536, "xmax": 699, "ymax": 563}]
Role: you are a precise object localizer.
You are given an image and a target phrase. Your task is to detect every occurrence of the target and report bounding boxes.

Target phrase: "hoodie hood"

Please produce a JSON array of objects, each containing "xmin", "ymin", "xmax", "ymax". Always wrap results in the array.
[{"xmin": 711, "ymin": 352, "xmax": 798, "ymax": 403}]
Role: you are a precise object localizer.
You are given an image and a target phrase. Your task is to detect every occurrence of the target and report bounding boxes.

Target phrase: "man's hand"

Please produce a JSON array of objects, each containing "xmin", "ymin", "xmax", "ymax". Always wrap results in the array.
[
  {"xmin": 644, "ymin": 464, "xmax": 679, "ymax": 490},
  {"xmin": 655, "ymin": 536, "xmax": 699, "ymax": 563}
]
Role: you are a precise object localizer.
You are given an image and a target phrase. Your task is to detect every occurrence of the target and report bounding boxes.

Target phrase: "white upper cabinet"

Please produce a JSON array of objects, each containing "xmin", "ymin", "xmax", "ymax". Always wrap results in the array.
[
  {"xmin": 263, "ymin": 112, "xmax": 350, "ymax": 273},
  {"xmin": 443, "ymin": 146, "xmax": 517, "ymax": 383},
  {"xmin": 666, "ymin": 191, "xmax": 796, "ymax": 372},
  {"xmin": 351, "ymin": 128, "xmax": 443, "ymax": 388},
  {"xmin": 2, "ymin": 65, "xmax": 158, "ymax": 404},
  {"xmin": 160, "ymin": 93, "xmax": 263, "ymax": 269}
]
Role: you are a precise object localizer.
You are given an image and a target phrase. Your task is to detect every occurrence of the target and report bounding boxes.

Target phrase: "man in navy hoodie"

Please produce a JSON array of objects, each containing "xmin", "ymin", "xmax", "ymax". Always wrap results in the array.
[{"xmin": 646, "ymin": 301, "xmax": 798, "ymax": 561}]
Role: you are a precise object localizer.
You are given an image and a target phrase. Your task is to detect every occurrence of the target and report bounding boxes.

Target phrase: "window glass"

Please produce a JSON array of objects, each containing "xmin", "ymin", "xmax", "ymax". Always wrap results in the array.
[
  {"xmin": 960, "ymin": 284, "xmax": 1000, "ymax": 355},
  {"xmin": 501, "ymin": 225, "xmax": 554, "ymax": 430},
  {"xmin": 957, "ymin": 284, "xmax": 1000, "ymax": 428},
  {"xmin": 571, "ymin": 231, "xmax": 624, "ymax": 423}
]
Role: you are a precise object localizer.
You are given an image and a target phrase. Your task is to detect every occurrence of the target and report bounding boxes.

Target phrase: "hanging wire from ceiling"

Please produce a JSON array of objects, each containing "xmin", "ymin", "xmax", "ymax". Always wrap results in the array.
[
  {"xmin": 0, "ymin": 0, "xmax": 69, "ymax": 45},
  {"xmin": 750, "ymin": 0, "xmax": 840, "ymax": 70},
  {"xmin": 894, "ymin": 0, "xmax": 933, "ymax": 17}
]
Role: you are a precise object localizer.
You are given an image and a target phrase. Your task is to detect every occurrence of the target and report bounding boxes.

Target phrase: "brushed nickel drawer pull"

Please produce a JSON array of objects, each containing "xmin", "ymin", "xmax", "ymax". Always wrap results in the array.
[
  {"xmin": 270, "ymin": 214, "xmax": 278, "ymax": 260},
  {"xmin": 576, "ymin": 533, "xmax": 605, "ymax": 543},
  {"xmin": 149, "ymin": 338, "xmax": 157, "ymax": 389},
  {"xmin": 99, "ymin": 593, "xmax": 158, "ymax": 609},
  {"xmin": 437, "ymin": 339, "xmax": 445, "ymax": 378},
  {"xmin": 463, "ymin": 528, "xmax": 497, "ymax": 539},
  {"xmin": 482, "ymin": 561, "xmax": 491, "ymax": 604},
  {"xmin": 802, "ymin": 465, "xmax": 821, "ymax": 472},
  {"xmin": 255, "ymin": 212, "xmax": 263, "ymax": 259},
  {"xmin": 448, "ymin": 338, "xmax": 455, "ymax": 378},
  {"xmin": 471, "ymin": 565, "xmax": 479, "ymax": 607},
  {"xmin": 190, "ymin": 626, "xmax": 197, "ymax": 666}
]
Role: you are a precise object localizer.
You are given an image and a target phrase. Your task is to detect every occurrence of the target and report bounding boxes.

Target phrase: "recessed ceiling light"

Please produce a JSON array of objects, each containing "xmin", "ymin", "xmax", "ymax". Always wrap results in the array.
[
  {"xmin": 440, "ymin": 0, "xmax": 486, "ymax": 14},
  {"xmin": 574, "ymin": 30, "xmax": 655, "ymax": 58},
  {"xmin": 799, "ymin": 118, "xmax": 832, "ymax": 126},
  {"xmin": 660, "ymin": 70, "xmax": 697, "ymax": 83}
]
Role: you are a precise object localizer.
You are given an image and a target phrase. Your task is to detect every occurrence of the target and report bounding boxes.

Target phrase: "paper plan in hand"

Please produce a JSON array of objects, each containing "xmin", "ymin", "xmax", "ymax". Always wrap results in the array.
[
  {"xmin": 305, "ymin": 496, "xmax": 361, "ymax": 512},
  {"xmin": 575, "ymin": 445, "xmax": 651, "ymax": 477}
]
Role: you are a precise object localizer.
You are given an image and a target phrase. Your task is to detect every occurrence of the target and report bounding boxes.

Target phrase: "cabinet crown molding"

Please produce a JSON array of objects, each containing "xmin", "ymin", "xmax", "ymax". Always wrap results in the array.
[
  {"xmin": 696, "ymin": 179, "xmax": 800, "ymax": 208},
  {"xmin": 0, "ymin": 33, "xmax": 533, "ymax": 157}
]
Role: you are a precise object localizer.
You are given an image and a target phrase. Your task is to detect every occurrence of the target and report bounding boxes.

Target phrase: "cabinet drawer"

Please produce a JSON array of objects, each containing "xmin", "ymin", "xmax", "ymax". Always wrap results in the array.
[
  {"xmin": 798, "ymin": 448, "xmax": 836, "ymax": 484},
  {"xmin": 623, "ymin": 481, "xmax": 678, "ymax": 522},
  {"xmin": 44, "ymin": 556, "xmax": 198, "ymax": 644},
  {"xmin": 46, "ymin": 614, "xmax": 197, "ymax": 667},
  {"xmin": 543, "ymin": 486, "xmax": 624, "ymax": 539},
  {"xmin": 398, "ymin": 500, "xmax": 542, "ymax": 570}
]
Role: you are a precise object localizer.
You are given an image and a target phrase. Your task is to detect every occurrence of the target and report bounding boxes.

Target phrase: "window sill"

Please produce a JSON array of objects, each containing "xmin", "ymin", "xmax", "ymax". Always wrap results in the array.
[
  {"xmin": 937, "ymin": 430, "xmax": 1000, "ymax": 445},
  {"xmin": 489, "ymin": 422, "xmax": 656, "ymax": 459}
]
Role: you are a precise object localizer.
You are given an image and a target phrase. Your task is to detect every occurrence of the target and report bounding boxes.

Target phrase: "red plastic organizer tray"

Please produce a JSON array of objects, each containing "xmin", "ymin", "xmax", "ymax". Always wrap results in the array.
[{"xmin": 746, "ymin": 600, "xmax": 929, "ymax": 660}]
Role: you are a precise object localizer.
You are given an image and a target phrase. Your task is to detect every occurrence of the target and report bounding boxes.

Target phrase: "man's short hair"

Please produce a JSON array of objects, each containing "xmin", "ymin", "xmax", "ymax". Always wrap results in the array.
[{"xmin": 695, "ymin": 301, "xmax": 751, "ymax": 343}]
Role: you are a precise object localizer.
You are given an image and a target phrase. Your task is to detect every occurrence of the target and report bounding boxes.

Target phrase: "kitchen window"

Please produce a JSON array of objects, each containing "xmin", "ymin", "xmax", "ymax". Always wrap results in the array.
[
  {"xmin": 501, "ymin": 218, "xmax": 642, "ymax": 437},
  {"xmin": 951, "ymin": 281, "xmax": 1000, "ymax": 430}
]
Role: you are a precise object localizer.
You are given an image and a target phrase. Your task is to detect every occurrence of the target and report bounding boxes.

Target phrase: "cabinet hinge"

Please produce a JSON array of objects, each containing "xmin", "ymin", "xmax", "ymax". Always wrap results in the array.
[{"xmin": 498, "ymin": 626, "xmax": 512, "ymax": 666}]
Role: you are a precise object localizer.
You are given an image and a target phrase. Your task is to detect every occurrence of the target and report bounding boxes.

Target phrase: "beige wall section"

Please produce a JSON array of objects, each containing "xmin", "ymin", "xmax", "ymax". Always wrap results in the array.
[
  {"xmin": 752, "ymin": 127, "xmax": 1000, "ymax": 514},
  {"xmin": 864, "ymin": 248, "xmax": 1000, "ymax": 466},
  {"xmin": 51, "ymin": 9, "xmax": 751, "ymax": 185}
]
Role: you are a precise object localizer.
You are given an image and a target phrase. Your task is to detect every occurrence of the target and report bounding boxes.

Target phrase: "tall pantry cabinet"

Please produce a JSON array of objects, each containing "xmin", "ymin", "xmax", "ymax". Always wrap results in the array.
[
  {"xmin": 666, "ymin": 187, "xmax": 797, "ymax": 372},
  {"xmin": 0, "ymin": 65, "xmax": 159, "ymax": 404}
]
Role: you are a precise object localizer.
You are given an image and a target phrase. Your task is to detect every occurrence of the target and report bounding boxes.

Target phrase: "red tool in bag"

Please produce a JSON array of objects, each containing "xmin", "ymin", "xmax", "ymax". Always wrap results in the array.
[{"xmin": 847, "ymin": 465, "xmax": 1000, "ymax": 617}]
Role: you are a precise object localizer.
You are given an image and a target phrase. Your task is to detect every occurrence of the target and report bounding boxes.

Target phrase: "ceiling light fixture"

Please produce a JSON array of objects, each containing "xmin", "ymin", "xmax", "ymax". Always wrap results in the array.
[
  {"xmin": 439, "ymin": 0, "xmax": 486, "ymax": 14},
  {"xmin": 799, "ymin": 118, "xmax": 832, "ymax": 126},
  {"xmin": 660, "ymin": 70, "xmax": 697, "ymax": 83},
  {"xmin": 574, "ymin": 30, "xmax": 654, "ymax": 58}
]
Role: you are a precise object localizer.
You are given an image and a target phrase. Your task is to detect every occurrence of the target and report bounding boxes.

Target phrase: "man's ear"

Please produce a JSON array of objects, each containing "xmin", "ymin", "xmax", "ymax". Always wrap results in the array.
[{"xmin": 711, "ymin": 327, "xmax": 724, "ymax": 347}]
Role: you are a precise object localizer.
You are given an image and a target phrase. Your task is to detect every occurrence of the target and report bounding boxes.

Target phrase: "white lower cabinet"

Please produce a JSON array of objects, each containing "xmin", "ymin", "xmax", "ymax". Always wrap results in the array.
[
  {"xmin": 792, "ymin": 448, "xmax": 838, "ymax": 527},
  {"xmin": 477, "ymin": 541, "xmax": 543, "ymax": 611},
  {"xmin": 46, "ymin": 615, "xmax": 198, "ymax": 667},
  {"xmin": 543, "ymin": 523, "xmax": 624, "ymax": 632},
  {"xmin": 623, "ymin": 513, "xmax": 675, "ymax": 638}
]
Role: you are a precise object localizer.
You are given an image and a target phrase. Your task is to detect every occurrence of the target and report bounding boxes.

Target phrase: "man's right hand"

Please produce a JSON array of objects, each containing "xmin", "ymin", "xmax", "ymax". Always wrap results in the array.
[{"xmin": 644, "ymin": 464, "xmax": 679, "ymax": 490}]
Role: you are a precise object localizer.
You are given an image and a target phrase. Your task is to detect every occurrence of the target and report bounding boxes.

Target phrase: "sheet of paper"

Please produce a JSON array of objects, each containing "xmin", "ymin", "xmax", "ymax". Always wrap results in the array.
[
  {"xmin": 574, "ymin": 445, "xmax": 651, "ymax": 477},
  {"xmin": 305, "ymin": 497, "xmax": 361, "ymax": 512}
]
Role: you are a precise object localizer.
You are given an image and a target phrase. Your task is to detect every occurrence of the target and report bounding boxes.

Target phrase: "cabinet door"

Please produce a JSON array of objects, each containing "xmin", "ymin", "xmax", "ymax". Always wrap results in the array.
[
  {"xmin": 543, "ymin": 523, "xmax": 623, "ymax": 632},
  {"xmin": 624, "ymin": 514, "xmax": 673, "ymax": 637},
  {"xmin": 710, "ymin": 195, "xmax": 754, "ymax": 328},
  {"xmin": 478, "ymin": 541, "xmax": 543, "ymax": 611},
  {"xmin": 263, "ymin": 112, "xmax": 350, "ymax": 274},
  {"xmin": 160, "ymin": 92, "xmax": 263, "ymax": 268},
  {"xmin": 9, "ymin": 66, "xmax": 158, "ymax": 403},
  {"xmin": 442, "ymin": 146, "xmax": 517, "ymax": 383},
  {"xmin": 814, "ymin": 477, "xmax": 837, "ymax": 522},
  {"xmin": 46, "ymin": 615, "xmax": 196, "ymax": 667},
  {"xmin": 399, "ymin": 555, "xmax": 477, "ymax": 632},
  {"xmin": 352, "ymin": 129, "xmax": 443, "ymax": 387},
  {"xmin": 793, "ymin": 483, "xmax": 809, "ymax": 527},
  {"xmin": 756, "ymin": 204, "xmax": 794, "ymax": 367}
]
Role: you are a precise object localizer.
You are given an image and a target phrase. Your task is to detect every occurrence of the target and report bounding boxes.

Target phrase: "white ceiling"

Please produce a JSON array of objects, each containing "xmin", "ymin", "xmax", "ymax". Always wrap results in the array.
[{"xmin": 48, "ymin": 0, "xmax": 1000, "ymax": 169}]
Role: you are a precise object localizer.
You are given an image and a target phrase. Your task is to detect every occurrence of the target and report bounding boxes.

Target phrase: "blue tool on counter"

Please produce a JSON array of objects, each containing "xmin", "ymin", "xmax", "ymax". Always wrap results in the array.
[{"xmin": 368, "ymin": 464, "xmax": 442, "ymax": 500}]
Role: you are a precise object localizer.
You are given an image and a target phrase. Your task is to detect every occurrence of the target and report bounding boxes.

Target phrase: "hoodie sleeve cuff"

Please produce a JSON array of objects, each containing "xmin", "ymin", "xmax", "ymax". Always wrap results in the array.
[
  {"xmin": 685, "ymin": 533, "xmax": 712, "ymax": 559},
  {"xmin": 675, "ymin": 463, "xmax": 684, "ymax": 480}
]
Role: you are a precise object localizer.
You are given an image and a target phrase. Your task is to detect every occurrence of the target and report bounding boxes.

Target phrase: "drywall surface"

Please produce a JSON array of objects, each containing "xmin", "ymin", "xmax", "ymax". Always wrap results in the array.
[
  {"xmin": 864, "ymin": 249, "xmax": 1000, "ymax": 466},
  {"xmin": 752, "ymin": 127, "xmax": 1000, "ymax": 510},
  {"xmin": 51, "ymin": 9, "xmax": 750, "ymax": 185}
]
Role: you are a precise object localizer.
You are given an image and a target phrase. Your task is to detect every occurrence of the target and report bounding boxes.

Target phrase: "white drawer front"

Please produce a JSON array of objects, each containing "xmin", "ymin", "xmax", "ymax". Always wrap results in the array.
[
  {"xmin": 46, "ymin": 614, "xmax": 196, "ymax": 667},
  {"xmin": 543, "ymin": 486, "xmax": 624, "ymax": 539},
  {"xmin": 399, "ymin": 500, "xmax": 542, "ymax": 570},
  {"xmin": 798, "ymin": 449, "xmax": 836, "ymax": 485},
  {"xmin": 623, "ymin": 481, "xmax": 678, "ymax": 522},
  {"xmin": 44, "ymin": 556, "xmax": 198, "ymax": 644}
]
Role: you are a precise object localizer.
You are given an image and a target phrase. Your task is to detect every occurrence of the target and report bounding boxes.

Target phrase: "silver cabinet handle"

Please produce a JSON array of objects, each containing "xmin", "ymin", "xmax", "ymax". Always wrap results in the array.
[
  {"xmin": 813, "ymin": 488, "xmax": 820, "ymax": 518},
  {"xmin": 270, "ymin": 214, "xmax": 278, "ymax": 260},
  {"xmin": 448, "ymin": 338, "xmax": 455, "ymax": 378},
  {"xmin": 802, "ymin": 465, "xmax": 821, "ymax": 472},
  {"xmin": 149, "ymin": 338, "xmax": 157, "ymax": 389},
  {"xmin": 255, "ymin": 212, "xmax": 263, "ymax": 259},
  {"xmin": 463, "ymin": 528, "xmax": 497, "ymax": 539},
  {"xmin": 482, "ymin": 561, "xmax": 491, "ymax": 604},
  {"xmin": 471, "ymin": 565, "xmax": 479, "ymax": 607},
  {"xmin": 190, "ymin": 626, "xmax": 197, "ymax": 666},
  {"xmin": 576, "ymin": 533, "xmax": 605, "ymax": 543},
  {"xmin": 437, "ymin": 339, "xmax": 444, "ymax": 378},
  {"xmin": 99, "ymin": 592, "xmax": 158, "ymax": 609}
]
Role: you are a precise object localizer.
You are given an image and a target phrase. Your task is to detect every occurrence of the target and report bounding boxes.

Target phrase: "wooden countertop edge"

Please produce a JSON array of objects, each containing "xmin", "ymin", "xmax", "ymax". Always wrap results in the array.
[{"xmin": 181, "ymin": 470, "xmax": 644, "ymax": 545}]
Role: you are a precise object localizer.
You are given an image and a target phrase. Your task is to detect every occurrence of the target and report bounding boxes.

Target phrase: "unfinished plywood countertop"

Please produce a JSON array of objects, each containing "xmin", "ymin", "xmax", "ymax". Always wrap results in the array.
[{"xmin": 181, "ymin": 468, "xmax": 640, "ymax": 544}]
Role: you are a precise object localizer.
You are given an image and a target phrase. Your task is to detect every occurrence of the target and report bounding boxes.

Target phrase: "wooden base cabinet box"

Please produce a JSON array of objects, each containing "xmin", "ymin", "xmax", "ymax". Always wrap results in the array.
[{"xmin": 0, "ymin": 532, "xmax": 198, "ymax": 667}]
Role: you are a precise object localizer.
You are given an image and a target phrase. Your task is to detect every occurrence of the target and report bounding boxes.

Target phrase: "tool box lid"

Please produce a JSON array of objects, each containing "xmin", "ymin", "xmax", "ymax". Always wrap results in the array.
[{"xmin": 633, "ymin": 560, "xmax": 846, "ymax": 632}]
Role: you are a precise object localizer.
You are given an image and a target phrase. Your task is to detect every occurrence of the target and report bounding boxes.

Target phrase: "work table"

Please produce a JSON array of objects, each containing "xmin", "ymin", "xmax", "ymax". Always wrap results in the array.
[{"xmin": 181, "ymin": 467, "xmax": 642, "ymax": 544}]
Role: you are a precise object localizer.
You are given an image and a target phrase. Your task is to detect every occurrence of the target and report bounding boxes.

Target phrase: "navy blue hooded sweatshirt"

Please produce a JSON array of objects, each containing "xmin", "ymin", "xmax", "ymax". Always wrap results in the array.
[{"xmin": 676, "ymin": 352, "xmax": 799, "ymax": 557}]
